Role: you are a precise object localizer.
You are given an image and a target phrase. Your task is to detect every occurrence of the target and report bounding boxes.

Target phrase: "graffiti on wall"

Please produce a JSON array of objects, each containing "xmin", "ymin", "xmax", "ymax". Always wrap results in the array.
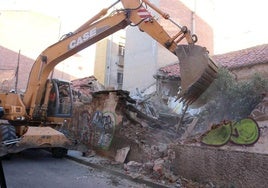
[
  {"xmin": 63, "ymin": 107, "xmax": 117, "ymax": 150},
  {"xmin": 91, "ymin": 111, "xmax": 116, "ymax": 149},
  {"xmin": 78, "ymin": 110, "xmax": 92, "ymax": 145}
]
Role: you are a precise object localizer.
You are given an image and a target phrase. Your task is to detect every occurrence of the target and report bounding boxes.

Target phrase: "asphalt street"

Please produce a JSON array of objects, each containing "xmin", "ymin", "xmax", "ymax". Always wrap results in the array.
[{"xmin": 1, "ymin": 149, "xmax": 149, "ymax": 188}]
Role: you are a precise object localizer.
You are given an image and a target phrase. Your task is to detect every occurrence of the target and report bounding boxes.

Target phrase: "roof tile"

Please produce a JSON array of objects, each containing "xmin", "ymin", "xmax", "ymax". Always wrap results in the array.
[
  {"xmin": 158, "ymin": 44, "xmax": 268, "ymax": 78},
  {"xmin": 213, "ymin": 43, "xmax": 268, "ymax": 69}
]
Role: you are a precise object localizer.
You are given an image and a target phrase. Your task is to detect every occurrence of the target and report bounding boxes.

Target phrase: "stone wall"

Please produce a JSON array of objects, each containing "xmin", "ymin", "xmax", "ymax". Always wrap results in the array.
[{"xmin": 171, "ymin": 144, "xmax": 268, "ymax": 187}]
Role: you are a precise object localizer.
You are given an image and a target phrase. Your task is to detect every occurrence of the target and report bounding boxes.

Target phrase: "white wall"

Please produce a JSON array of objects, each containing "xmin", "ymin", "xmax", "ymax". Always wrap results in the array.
[{"xmin": 123, "ymin": 27, "xmax": 158, "ymax": 93}]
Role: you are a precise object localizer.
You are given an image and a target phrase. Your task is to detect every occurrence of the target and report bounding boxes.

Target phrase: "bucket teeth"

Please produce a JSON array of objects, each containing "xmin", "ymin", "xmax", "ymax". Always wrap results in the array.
[
  {"xmin": 180, "ymin": 65, "xmax": 218, "ymax": 104},
  {"xmin": 175, "ymin": 44, "xmax": 218, "ymax": 105}
]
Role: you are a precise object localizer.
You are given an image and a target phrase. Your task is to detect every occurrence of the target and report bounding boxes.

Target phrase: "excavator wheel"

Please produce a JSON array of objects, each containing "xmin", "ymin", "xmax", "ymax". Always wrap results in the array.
[
  {"xmin": 0, "ymin": 125, "xmax": 17, "ymax": 160},
  {"xmin": 51, "ymin": 147, "xmax": 68, "ymax": 158},
  {"xmin": 0, "ymin": 125, "xmax": 17, "ymax": 143},
  {"xmin": 175, "ymin": 44, "xmax": 218, "ymax": 104}
]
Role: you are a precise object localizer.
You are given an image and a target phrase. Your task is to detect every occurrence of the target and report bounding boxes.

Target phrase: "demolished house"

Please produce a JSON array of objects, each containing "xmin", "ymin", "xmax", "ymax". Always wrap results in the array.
[
  {"xmin": 66, "ymin": 42, "xmax": 268, "ymax": 186},
  {"xmin": 43, "ymin": 65, "xmax": 266, "ymax": 187},
  {"xmin": 1, "ymin": 43, "xmax": 267, "ymax": 186},
  {"xmin": 155, "ymin": 43, "xmax": 268, "ymax": 101},
  {"xmin": 140, "ymin": 43, "xmax": 268, "ymax": 186},
  {"xmin": 67, "ymin": 76, "xmax": 268, "ymax": 187},
  {"xmin": 152, "ymin": 44, "xmax": 268, "ymax": 128},
  {"xmin": 213, "ymin": 43, "xmax": 268, "ymax": 80}
]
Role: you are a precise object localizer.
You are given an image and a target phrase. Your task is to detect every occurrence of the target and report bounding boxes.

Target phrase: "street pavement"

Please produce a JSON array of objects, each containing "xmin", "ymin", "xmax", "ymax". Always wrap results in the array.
[
  {"xmin": 1, "ymin": 149, "xmax": 170, "ymax": 188},
  {"xmin": 66, "ymin": 150, "xmax": 171, "ymax": 188}
]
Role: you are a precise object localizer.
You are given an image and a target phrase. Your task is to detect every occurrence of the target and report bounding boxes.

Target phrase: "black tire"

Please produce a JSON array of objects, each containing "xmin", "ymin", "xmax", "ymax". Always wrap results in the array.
[
  {"xmin": 0, "ymin": 125, "xmax": 16, "ymax": 143},
  {"xmin": 51, "ymin": 147, "xmax": 68, "ymax": 158},
  {"xmin": 0, "ymin": 125, "xmax": 17, "ymax": 160}
]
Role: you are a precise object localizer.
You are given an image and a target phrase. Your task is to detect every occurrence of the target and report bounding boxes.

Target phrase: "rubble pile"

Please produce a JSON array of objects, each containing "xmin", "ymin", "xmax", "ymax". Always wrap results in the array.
[
  {"xmin": 123, "ymin": 144, "xmax": 178, "ymax": 183},
  {"xmin": 104, "ymin": 90, "xmax": 268, "ymax": 186},
  {"xmin": 135, "ymin": 84, "xmax": 224, "ymax": 141},
  {"xmin": 71, "ymin": 76, "xmax": 105, "ymax": 103},
  {"xmin": 131, "ymin": 86, "xmax": 197, "ymax": 135},
  {"xmin": 69, "ymin": 76, "xmax": 268, "ymax": 187}
]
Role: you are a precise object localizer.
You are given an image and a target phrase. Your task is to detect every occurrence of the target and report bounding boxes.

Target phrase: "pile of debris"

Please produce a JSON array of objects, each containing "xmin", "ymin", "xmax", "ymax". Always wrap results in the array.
[
  {"xmin": 71, "ymin": 76, "xmax": 105, "ymax": 103},
  {"xmin": 123, "ymin": 143, "xmax": 178, "ymax": 183},
  {"xmin": 68, "ymin": 76, "xmax": 268, "ymax": 186}
]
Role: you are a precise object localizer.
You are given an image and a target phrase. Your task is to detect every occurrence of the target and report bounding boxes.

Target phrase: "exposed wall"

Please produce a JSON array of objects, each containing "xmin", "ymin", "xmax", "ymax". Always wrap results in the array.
[
  {"xmin": 95, "ymin": 39, "xmax": 108, "ymax": 85},
  {"xmin": 123, "ymin": 0, "xmax": 214, "ymax": 93},
  {"xmin": 0, "ymin": 46, "xmax": 73, "ymax": 92},
  {"xmin": 123, "ymin": 27, "xmax": 158, "ymax": 92},
  {"xmin": 159, "ymin": 0, "xmax": 214, "ymax": 53},
  {"xmin": 95, "ymin": 30, "xmax": 125, "ymax": 89},
  {"xmin": 157, "ymin": 0, "xmax": 214, "ymax": 69},
  {"xmin": 231, "ymin": 64, "xmax": 268, "ymax": 81}
]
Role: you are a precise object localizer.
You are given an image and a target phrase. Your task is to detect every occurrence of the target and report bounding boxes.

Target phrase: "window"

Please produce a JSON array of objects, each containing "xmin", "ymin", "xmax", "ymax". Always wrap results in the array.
[
  {"xmin": 118, "ymin": 44, "xmax": 125, "ymax": 56},
  {"xmin": 117, "ymin": 72, "xmax": 123, "ymax": 84}
]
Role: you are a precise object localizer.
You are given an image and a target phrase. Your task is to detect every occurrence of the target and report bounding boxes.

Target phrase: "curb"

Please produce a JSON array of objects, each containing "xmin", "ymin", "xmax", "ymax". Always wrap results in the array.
[{"xmin": 65, "ymin": 154, "xmax": 170, "ymax": 188}]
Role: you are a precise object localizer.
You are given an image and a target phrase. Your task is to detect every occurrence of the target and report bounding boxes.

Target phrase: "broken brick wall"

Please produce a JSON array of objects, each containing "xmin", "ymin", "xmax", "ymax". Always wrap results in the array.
[{"xmin": 63, "ymin": 91, "xmax": 125, "ymax": 152}]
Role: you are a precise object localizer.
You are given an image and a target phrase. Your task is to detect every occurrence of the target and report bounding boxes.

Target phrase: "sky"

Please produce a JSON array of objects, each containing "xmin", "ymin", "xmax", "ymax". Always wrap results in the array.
[
  {"xmin": 181, "ymin": 0, "xmax": 268, "ymax": 54},
  {"xmin": 213, "ymin": 0, "xmax": 268, "ymax": 53},
  {"xmin": 1, "ymin": 0, "xmax": 268, "ymax": 54},
  {"xmin": 0, "ymin": 0, "xmax": 115, "ymax": 32},
  {"xmin": 0, "ymin": 0, "xmax": 116, "ymax": 77}
]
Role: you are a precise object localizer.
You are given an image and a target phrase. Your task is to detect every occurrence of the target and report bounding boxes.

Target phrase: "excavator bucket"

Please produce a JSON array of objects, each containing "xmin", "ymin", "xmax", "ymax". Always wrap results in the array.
[{"xmin": 175, "ymin": 44, "xmax": 218, "ymax": 104}]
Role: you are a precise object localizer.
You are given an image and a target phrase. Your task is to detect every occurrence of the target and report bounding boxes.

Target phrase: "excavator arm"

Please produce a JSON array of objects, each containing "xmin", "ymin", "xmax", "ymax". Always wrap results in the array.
[
  {"xmin": 0, "ymin": 0, "xmax": 218, "ymax": 157},
  {"xmin": 21, "ymin": 0, "xmax": 217, "ymax": 118}
]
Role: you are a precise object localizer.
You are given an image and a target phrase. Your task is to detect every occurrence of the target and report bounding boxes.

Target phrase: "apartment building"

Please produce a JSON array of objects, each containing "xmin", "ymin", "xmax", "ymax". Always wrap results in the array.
[{"xmin": 94, "ymin": 0, "xmax": 214, "ymax": 93}]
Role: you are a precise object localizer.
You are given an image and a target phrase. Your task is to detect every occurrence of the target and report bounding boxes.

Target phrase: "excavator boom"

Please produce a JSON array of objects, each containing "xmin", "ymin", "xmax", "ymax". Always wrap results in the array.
[
  {"xmin": 0, "ymin": 0, "xmax": 218, "ymax": 156},
  {"xmin": 23, "ymin": 10, "xmax": 129, "ymax": 116},
  {"xmin": 22, "ymin": 0, "xmax": 217, "ymax": 116},
  {"xmin": 121, "ymin": 0, "xmax": 218, "ymax": 104}
]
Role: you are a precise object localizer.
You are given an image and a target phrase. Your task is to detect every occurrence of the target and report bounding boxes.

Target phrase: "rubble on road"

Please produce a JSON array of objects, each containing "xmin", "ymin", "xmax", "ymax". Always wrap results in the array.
[
  {"xmin": 65, "ymin": 77, "xmax": 179, "ymax": 151},
  {"xmin": 115, "ymin": 146, "xmax": 130, "ymax": 163}
]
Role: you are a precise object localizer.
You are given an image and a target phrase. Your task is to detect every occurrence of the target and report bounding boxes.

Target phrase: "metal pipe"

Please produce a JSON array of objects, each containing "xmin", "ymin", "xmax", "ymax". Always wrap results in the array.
[
  {"xmin": 75, "ymin": 0, "xmax": 120, "ymax": 33},
  {"xmin": 168, "ymin": 18, "xmax": 183, "ymax": 29},
  {"xmin": 142, "ymin": 0, "xmax": 183, "ymax": 29}
]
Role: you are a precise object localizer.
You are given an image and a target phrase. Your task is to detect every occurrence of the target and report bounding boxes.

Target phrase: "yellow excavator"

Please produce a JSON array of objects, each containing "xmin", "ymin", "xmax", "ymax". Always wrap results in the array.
[{"xmin": 0, "ymin": 0, "xmax": 217, "ymax": 157}]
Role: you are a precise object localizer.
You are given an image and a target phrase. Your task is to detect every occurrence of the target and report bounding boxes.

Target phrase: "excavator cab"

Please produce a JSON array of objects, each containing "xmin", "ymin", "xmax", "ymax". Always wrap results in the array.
[{"xmin": 47, "ymin": 79, "xmax": 73, "ymax": 118}]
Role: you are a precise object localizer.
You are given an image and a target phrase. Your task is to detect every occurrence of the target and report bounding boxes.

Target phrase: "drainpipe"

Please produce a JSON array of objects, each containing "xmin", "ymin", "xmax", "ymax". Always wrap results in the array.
[{"xmin": 106, "ymin": 34, "xmax": 113, "ymax": 87}]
